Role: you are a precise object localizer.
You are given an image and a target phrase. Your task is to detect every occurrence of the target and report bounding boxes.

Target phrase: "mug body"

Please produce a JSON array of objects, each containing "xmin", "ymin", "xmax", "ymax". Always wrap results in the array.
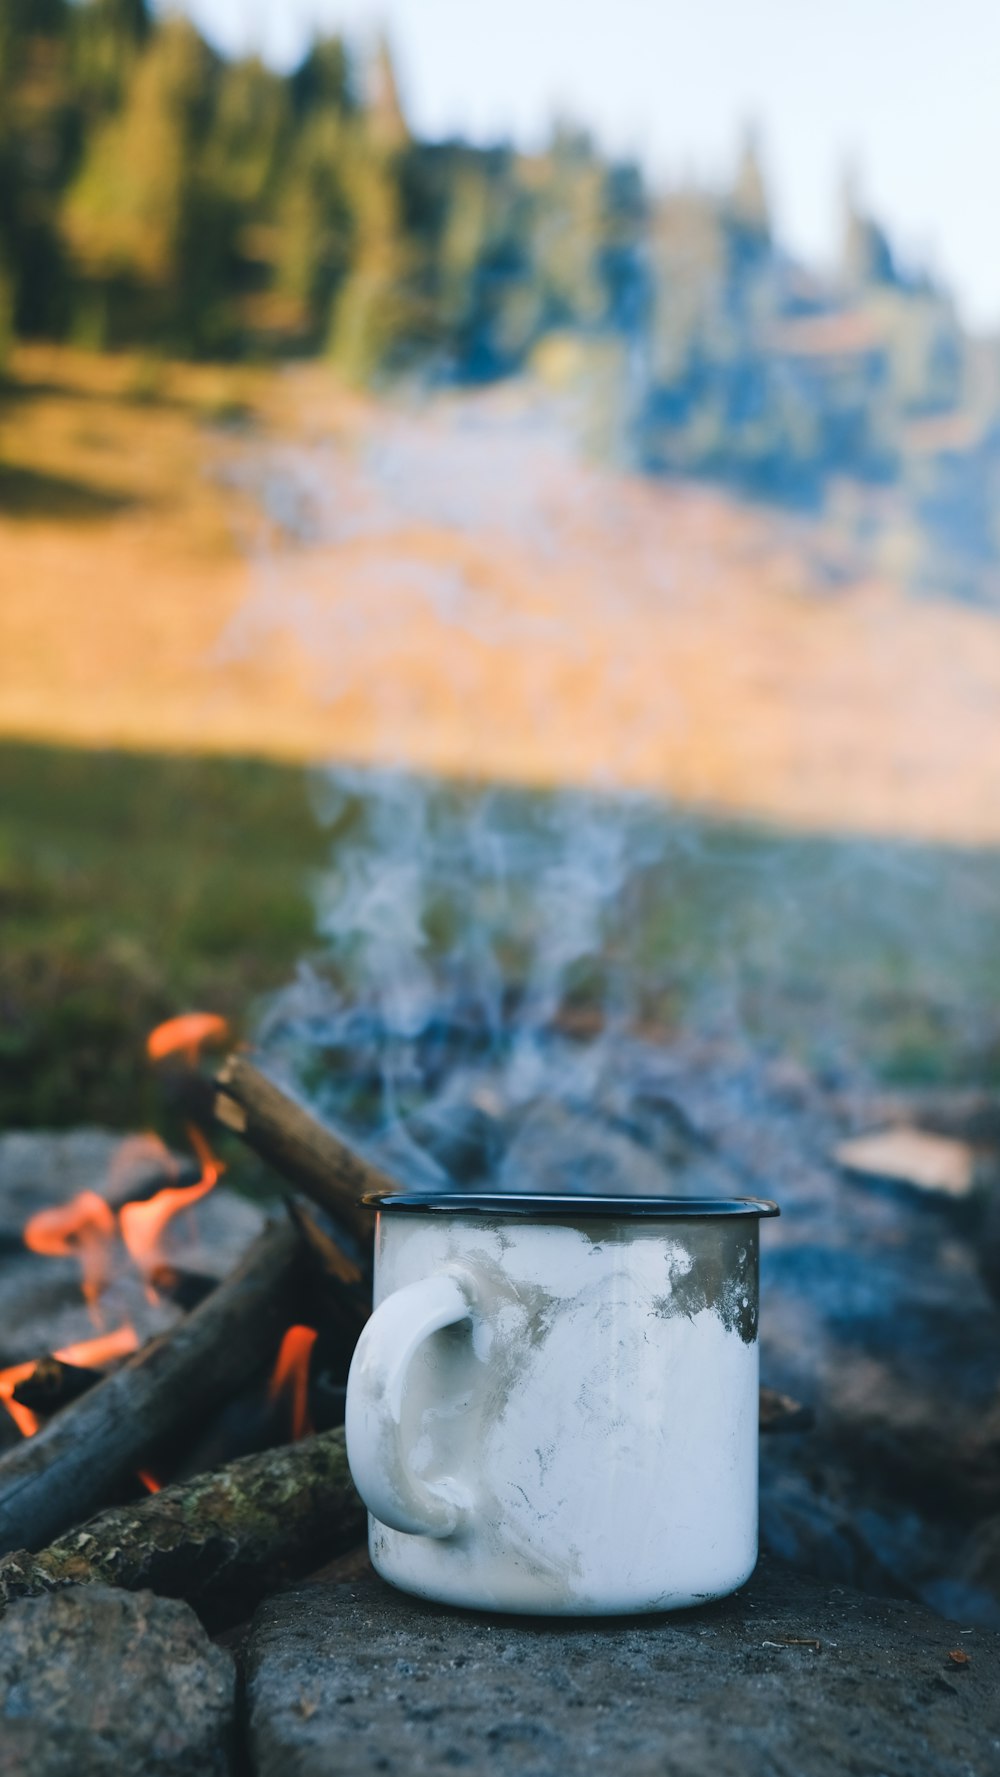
[{"xmin": 355, "ymin": 1195, "xmax": 775, "ymax": 1615}]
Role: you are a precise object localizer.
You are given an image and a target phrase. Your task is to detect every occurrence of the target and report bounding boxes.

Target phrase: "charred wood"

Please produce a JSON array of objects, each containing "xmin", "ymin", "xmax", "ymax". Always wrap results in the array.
[
  {"xmin": 212, "ymin": 1054, "xmax": 396, "ymax": 1248},
  {"xmin": 148, "ymin": 1264, "xmax": 220, "ymax": 1313},
  {"xmin": 283, "ymin": 1199, "xmax": 370, "ymax": 1340},
  {"xmin": 0, "ymin": 1426, "xmax": 364, "ymax": 1631},
  {"xmin": 11, "ymin": 1359, "xmax": 106, "ymax": 1416},
  {"xmin": 0, "ymin": 1220, "xmax": 305, "ymax": 1555}
]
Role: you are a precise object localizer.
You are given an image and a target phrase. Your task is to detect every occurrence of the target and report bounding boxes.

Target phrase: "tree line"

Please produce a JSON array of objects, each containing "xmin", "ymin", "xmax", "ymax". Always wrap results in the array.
[
  {"xmin": 0, "ymin": 0, "xmax": 641, "ymax": 381},
  {"xmin": 5, "ymin": 0, "xmax": 997, "ymax": 598}
]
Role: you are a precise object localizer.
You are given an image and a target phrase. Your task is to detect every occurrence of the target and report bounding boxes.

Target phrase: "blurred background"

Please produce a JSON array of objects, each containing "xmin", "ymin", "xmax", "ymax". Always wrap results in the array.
[
  {"xmin": 4, "ymin": 0, "xmax": 1000, "ymax": 1121},
  {"xmin": 4, "ymin": 0, "xmax": 1000, "ymax": 1623}
]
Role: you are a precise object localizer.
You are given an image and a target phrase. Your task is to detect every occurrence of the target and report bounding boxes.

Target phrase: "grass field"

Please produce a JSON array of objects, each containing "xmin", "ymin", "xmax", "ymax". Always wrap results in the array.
[
  {"xmin": 3, "ymin": 738, "xmax": 1000, "ymax": 1131},
  {"xmin": 0, "ymin": 741, "xmax": 328, "ymax": 1127},
  {"xmin": 5, "ymin": 345, "xmax": 1000, "ymax": 845},
  {"xmin": 4, "ymin": 346, "xmax": 1000, "ymax": 1130}
]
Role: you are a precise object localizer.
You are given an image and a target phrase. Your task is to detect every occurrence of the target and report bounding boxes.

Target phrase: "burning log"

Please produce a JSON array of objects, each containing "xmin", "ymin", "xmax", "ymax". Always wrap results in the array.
[
  {"xmin": 212, "ymin": 1053, "xmax": 397, "ymax": 1248},
  {"xmin": 0, "ymin": 1220, "xmax": 305, "ymax": 1555},
  {"xmin": 12, "ymin": 1359, "xmax": 106, "ymax": 1417},
  {"xmin": 0, "ymin": 1426, "xmax": 364, "ymax": 1631},
  {"xmin": 9, "ymin": 1266, "xmax": 223, "ymax": 1419},
  {"xmin": 148, "ymin": 1263, "xmax": 221, "ymax": 1313},
  {"xmin": 284, "ymin": 1200, "xmax": 370, "ymax": 1342}
]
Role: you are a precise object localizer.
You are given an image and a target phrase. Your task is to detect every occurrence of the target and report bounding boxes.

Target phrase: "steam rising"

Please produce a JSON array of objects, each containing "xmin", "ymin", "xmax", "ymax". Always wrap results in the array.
[
  {"xmin": 239, "ymin": 381, "xmax": 1000, "ymax": 1625},
  {"xmin": 257, "ymin": 773, "xmax": 678, "ymax": 1187}
]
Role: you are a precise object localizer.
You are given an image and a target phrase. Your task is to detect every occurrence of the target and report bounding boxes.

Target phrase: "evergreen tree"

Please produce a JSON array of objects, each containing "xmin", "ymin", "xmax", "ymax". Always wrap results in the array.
[
  {"xmin": 290, "ymin": 33, "xmax": 355, "ymax": 121},
  {"xmin": 69, "ymin": 0, "xmax": 150, "ymax": 118},
  {"xmin": 325, "ymin": 37, "xmax": 414, "ymax": 379},
  {"xmin": 530, "ymin": 126, "xmax": 606, "ymax": 330},
  {"xmin": 327, "ymin": 121, "xmax": 411, "ymax": 381},
  {"xmin": 60, "ymin": 14, "xmax": 230, "ymax": 349},
  {"xmin": 272, "ymin": 107, "xmax": 354, "ymax": 345},
  {"xmin": 729, "ymin": 126, "xmax": 770, "ymax": 243},
  {"xmin": 0, "ymin": 1, "xmax": 82, "ymax": 335}
]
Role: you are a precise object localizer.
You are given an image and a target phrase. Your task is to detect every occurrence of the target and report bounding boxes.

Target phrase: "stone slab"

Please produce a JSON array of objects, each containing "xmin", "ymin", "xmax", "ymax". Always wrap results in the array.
[
  {"xmin": 245, "ymin": 1555, "xmax": 1000, "ymax": 1777},
  {"xmin": 0, "ymin": 1584, "xmax": 235, "ymax": 1775}
]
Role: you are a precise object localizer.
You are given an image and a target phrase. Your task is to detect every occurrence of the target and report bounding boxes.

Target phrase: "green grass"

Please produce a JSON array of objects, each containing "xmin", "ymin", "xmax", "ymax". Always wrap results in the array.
[
  {"xmin": 3, "ymin": 741, "xmax": 1000, "ymax": 1134},
  {"xmin": 0, "ymin": 742, "xmax": 328, "ymax": 1129},
  {"xmin": 627, "ymin": 818, "xmax": 1000, "ymax": 1087}
]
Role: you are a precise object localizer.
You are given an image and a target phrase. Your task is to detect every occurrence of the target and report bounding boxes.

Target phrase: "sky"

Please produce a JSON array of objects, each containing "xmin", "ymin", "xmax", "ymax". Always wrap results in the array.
[{"xmin": 173, "ymin": 0, "xmax": 1000, "ymax": 330}]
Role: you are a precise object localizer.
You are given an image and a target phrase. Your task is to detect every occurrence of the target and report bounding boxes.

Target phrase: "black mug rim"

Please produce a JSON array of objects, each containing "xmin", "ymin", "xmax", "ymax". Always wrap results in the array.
[{"xmin": 364, "ymin": 1192, "xmax": 779, "ymax": 1221}]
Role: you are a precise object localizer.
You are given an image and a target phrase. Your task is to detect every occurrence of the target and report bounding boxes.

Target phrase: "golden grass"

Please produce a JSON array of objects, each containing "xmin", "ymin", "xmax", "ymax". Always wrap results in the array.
[{"xmin": 3, "ymin": 343, "xmax": 1000, "ymax": 845}]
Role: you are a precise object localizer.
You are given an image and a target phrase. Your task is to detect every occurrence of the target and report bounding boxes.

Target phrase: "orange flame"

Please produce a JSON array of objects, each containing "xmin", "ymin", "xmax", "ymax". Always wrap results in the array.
[
  {"xmin": 120, "ymin": 1125, "xmax": 223, "ymax": 1289},
  {"xmin": 0, "ymin": 1363, "xmax": 42, "ymax": 1438},
  {"xmin": 268, "ymin": 1325, "xmax": 317, "ymax": 1441},
  {"xmin": 23, "ymin": 1191, "xmax": 117, "ymax": 1325},
  {"xmin": 137, "ymin": 1469, "xmax": 162, "ymax": 1494},
  {"xmin": 4, "ymin": 1100, "xmax": 226, "ymax": 1482},
  {"xmin": 147, "ymin": 1013, "xmax": 229, "ymax": 1065},
  {"xmin": 0, "ymin": 1324, "xmax": 139, "ymax": 1440},
  {"xmin": 57, "ymin": 1325, "xmax": 140, "ymax": 1369}
]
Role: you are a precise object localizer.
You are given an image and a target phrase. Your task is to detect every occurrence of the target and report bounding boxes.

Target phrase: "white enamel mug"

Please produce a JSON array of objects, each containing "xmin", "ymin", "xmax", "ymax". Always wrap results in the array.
[{"xmin": 346, "ymin": 1192, "xmax": 779, "ymax": 1615}]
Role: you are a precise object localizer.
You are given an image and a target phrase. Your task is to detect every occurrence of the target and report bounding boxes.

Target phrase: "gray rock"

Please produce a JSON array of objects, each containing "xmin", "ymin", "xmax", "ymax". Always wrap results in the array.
[
  {"xmin": 0, "ymin": 1584, "xmax": 235, "ymax": 1776},
  {"xmin": 244, "ymin": 1558, "xmax": 1000, "ymax": 1777},
  {"xmin": 0, "ymin": 1130, "xmax": 164, "ymax": 1234}
]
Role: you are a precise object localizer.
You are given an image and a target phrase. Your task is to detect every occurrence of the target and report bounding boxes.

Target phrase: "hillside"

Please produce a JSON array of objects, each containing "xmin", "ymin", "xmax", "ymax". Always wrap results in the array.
[{"xmin": 4, "ymin": 345, "xmax": 1000, "ymax": 845}]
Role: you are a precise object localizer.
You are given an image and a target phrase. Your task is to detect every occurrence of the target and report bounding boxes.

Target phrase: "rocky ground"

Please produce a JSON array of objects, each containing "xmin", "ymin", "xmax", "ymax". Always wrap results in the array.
[
  {"xmin": 0, "ymin": 1552, "xmax": 997, "ymax": 1776},
  {"xmin": 2, "ymin": 1045, "xmax": 1000, "ymax": 1771}
]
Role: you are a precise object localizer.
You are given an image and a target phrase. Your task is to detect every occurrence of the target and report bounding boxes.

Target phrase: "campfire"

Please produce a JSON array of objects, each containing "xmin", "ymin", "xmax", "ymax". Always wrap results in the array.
[
  {"xmin": 0, "ymin": 1008, "xmax": 428, "ymax": 1626},
  {"xmin": 1, "ymin": 1021, "xmax": 230, "ymax": 1454},
  {"xmin": 0, "ymin": 980, "xmax": 997, "ymax": 1641}
]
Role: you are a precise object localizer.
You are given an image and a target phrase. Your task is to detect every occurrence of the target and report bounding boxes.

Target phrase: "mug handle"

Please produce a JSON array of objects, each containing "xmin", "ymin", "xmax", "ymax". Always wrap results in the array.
[{"xmin": 345, "ymin": 1271, "xmax": 476, "ymax": 1538}]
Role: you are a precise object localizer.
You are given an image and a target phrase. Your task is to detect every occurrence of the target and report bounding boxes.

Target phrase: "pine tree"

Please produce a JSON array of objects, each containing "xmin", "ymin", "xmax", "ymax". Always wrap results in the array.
[
  {"xmin": 60, "ymin": 14, "xmax": 231, "ymax": 349},
  {"xmin": 327, "ymin": 122, "xmax": 411, "ymax": 381},
  {"xmin": 730, "ymin": 126, "xmax": 770, "ymax": 241},
  {"xmin": 0, "ymin": 0, "xmax": 79, "ymax": 337},
  {"xmin": 273, "ymin": 108, "xmax": 353, "ymax": 344},
  {"xmin": 69, "ymin": 0, "xmax": 150, "ymax": 118},
  {"xmin": 365, "ymin": 33, "xmax": 407, "ymax": 154}
]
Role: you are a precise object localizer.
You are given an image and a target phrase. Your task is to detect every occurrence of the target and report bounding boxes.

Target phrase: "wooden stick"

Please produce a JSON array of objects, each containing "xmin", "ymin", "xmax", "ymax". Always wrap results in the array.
[
  {"xmin": 213, "ymin": 1053, "xmax": 398, "ymax": 1247},
  {"xmin": 0, "ymin": 1427, "xmax": 365, "ymax": 1631},
  {"xmin": 0, "ymin": 1220, "xmax": 304, "ymax": 1556},
  {"xmin": 284, "ymin": 1199, "xmax": 370, "ymax": 1339}
]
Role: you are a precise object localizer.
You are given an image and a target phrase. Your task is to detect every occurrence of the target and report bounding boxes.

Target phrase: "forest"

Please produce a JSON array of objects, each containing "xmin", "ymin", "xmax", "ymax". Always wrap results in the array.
[
  {"xmin": 3, "ymin": 0, "xmax": 1000, "ymax": 592},
  {"xmin": 0, "ymin": 0, "xmax": 642, "ymax": 382}
]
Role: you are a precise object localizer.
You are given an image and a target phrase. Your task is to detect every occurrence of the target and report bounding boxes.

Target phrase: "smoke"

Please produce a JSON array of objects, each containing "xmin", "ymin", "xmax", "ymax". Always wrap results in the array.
[
  {"xmin": 212, "ymin": 372, "xmax": 1000, "ymax": 1159},
  {"xmin": 225, "ymin": 372, "xmax": 1000, "ymax": 1622},
  {"xmin": 255, "ymin": 771, "xmax": 674, "ymax": 1176}
]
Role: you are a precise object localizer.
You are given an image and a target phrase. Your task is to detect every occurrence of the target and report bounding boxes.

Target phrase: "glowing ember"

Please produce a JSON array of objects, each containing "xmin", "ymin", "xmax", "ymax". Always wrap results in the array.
[
  {"xmin": 147, "ymin": 1012, "xmax": 229, "ymax": 1065},
  {"xmin": 137, "ymin": 1469, "xmax": 162, "ymax": 1494},
  {"xmin": 269, "ymin": 1325, "xmax": 317, "ymax": 1441},
  {"xmin": 0, "ymin": 1324, "xmax": 139, "ymax": 1439},
  {"xmin": 120, "ymin": 1125, "xmax": 223, "ymax": 1288},
  {"xmin": 23, "ymin": 1191, "xmax": 116, "ymax": 1325}
]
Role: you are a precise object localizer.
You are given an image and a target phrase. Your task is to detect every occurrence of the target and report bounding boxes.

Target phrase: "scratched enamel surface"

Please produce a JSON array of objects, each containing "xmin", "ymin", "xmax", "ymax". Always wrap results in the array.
[{"xmin": 354, "ymin": 1212, "xmax": 760, "ymax": 1615}]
